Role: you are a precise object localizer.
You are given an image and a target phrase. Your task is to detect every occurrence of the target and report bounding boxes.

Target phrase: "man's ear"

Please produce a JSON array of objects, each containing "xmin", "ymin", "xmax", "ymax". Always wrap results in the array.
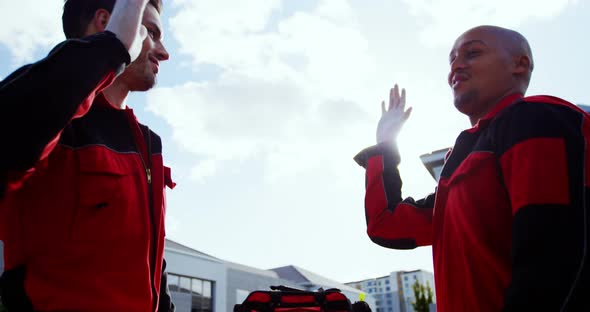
[
  {"xmin": 513, "ymin": 54, "xmax": 531, "ymax": 75},
  {"xmin": 90, "ymin": 8, "xmax": 111, "ymax": 33}
]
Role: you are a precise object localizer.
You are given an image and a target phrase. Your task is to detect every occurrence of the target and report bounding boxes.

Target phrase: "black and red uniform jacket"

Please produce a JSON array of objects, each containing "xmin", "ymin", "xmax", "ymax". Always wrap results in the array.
[
  {"xmin": 0, "ymin": 32, "xmax": 176, "ymax": 311},
  {"xmin": 355, "ymin": 94, "xmax": 590, "ymax": 311}
]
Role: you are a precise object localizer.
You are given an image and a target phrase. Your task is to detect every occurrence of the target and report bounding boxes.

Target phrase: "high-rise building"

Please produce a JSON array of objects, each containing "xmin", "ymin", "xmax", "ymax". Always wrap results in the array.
[{"xmin": 345, "ymin": 270, "xmax": 435, "ymax": 312}]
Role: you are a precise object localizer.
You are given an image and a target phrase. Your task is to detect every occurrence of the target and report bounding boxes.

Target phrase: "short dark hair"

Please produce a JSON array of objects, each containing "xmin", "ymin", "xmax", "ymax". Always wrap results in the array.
[{"xmin": 62, "ymin": 0, "xmax": 163, "ymax": 39}]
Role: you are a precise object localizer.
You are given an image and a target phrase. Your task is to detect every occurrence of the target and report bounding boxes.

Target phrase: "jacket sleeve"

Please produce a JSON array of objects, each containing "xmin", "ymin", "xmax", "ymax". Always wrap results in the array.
[
  {"xmin": 0, "ymin": 31, "xmax": 130, "ymax": 196},
  {"xmin": 497, "ymin": 100, "xmax": 588, "ymax": 311},
  {"xmin": 354, "ymin": 142, "xmax": 434, "ymax": 249},
  {"xmin": 158, "ymin": 258, "xmax": 176, "ymax": 312}
]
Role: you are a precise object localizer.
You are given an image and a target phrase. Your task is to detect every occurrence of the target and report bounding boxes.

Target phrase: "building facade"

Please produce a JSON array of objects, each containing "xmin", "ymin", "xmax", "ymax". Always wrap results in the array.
[
  {"xmin": 346, "ymin": 270, "xmax": 435, "ymax": 312},
  {"xmin": 164, "ymin": 239, "xmax": 372, "ymax": 312},
  {"xmin": 164, "ymin": 239, "xmax": 227, "ymax": 312}
]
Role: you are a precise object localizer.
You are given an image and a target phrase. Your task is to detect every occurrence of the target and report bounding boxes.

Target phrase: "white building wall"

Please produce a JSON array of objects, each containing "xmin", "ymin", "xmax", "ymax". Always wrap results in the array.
[{"xmin": 164, "ymin": 249, "xmax": 227, "ymax": 312}]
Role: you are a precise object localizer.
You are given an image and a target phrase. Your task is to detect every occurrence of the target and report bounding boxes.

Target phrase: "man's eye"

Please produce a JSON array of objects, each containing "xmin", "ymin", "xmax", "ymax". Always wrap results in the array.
[
  {"xmin": 466, "ymin": 50, "xmax": 481, "ymax": 57},
  {"xmin": 147, "ymin": 30, "xmax": 156, "ymax": 39}
]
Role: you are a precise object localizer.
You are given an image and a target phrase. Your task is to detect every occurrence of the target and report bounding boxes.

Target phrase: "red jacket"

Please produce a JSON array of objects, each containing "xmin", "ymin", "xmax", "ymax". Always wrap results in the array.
[
  {"xmin": 355, "ymin": 94, "xmax": 590, "ymax": 311},
  {"xmin": 0, "ymin": 32, "xmax": 175, "ymax": 311}
]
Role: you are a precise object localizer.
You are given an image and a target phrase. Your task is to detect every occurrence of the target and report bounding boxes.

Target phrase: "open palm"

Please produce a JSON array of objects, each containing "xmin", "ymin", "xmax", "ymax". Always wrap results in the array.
[{"xmin": 376, "ymin": 84, "xmax": 412, "ymax": 144}]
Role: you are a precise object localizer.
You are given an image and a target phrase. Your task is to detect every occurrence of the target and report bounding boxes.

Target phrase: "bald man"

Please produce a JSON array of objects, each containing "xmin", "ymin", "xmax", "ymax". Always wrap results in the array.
[{"xmin": 355, "ymin": 25, "xmax": 590, "ymax": 311}]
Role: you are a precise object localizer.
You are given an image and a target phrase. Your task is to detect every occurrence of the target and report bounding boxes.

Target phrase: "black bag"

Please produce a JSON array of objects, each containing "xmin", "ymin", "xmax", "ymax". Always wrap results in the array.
[{"xmin": 234, "ymin": 286, "xmax": 371, "ymax": 312}]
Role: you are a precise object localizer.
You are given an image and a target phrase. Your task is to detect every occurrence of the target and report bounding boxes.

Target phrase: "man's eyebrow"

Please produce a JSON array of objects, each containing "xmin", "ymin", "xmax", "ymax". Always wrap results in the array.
[{"xmin": 449, "ymin": 40, "xmax": 487, "ymax": 59}]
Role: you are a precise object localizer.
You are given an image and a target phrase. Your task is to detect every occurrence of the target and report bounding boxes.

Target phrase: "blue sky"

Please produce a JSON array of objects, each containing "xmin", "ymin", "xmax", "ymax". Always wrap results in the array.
[{"xmin": 1, "ymin": 0, "xmax": 589, "ymax": 283}]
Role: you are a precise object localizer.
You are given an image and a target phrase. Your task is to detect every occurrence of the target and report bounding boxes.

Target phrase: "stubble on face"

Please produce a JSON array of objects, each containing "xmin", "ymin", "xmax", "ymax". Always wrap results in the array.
[
  {"xmin": 448, "ymin": 26, "xmax": 532, "ymax": 125},
  {"xmin": 453, "ymin": 88, "xmax": 478, "ymax": 113},
  {"xmin": 449, "ymin": 27, "xmax": 508, "ymax": 121},
  {"xmin": 119, "ymin": 5, "xmax": 161, "ymax": 92}
]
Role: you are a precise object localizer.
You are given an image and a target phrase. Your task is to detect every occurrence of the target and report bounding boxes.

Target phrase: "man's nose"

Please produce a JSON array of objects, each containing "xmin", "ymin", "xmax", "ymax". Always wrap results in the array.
[
  {"xmin": 450, "ymin": 56, "xmax": 466, "ymax": 73},
  {"xmin": 448, "ymin": 57, "xmax": 466, "ymax": 86},
  {"xmin": 155, "ymin": 42, "xmax": 169, "ymax": 61}
]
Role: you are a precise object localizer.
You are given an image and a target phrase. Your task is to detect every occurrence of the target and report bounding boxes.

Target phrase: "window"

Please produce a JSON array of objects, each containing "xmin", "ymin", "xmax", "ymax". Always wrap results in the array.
[
  {"xmin": 168, "ymin": 273, "xmax": 214, "ymax": 312},
  {"xmin": 386, "ymin": 293, "xmax": 392, "ymax": 298},
  {"xmin": 168, "ymin": 274, "xmax": 180, "ymax": 292},
  {"xmin": 202, "ymin": 280, "xmax": 213, "ymax": 312},
  {"xmin": 386, "ymin": 286, "xmax": 390, "ymax": 291},
  {"xmin": 180, "ymin": 276, "xmax": 191, "ymax": 294},
  {"xmin": 385, "ymin": 280, "xmax": 390, "ymax": 285},
  {"xmin": 404, "ymin": 276, "xmax": 408, "ymax": 281}
]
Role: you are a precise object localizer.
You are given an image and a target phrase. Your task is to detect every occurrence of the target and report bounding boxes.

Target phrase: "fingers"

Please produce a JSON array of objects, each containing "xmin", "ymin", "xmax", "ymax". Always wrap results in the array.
[
  {"xmin": 383, "ymin": 84, "xmax": 407, "ymax": 115},
  {"xmin": 105, "ymin": 0, "xmax": 149, "ymax": 59},
  {"xmin": 128, "ymin": 25, "xmax": 148, "ymax": 62},
  {"xmin": 389, "ymin": 84, "xmax": 399, "ymax": 111},
  {"xmin": 401, "ymin": 88, "xmax": 406, "ymax": 111}
]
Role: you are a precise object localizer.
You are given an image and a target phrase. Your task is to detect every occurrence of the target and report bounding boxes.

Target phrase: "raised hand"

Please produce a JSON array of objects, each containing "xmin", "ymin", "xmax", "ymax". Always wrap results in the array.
[
  {"xmin": 105, "ymin": 0, "xmax": 149, "ymax": 62},
  {"xmin": 376, "ymin": 84, "xmax": 412, "ymax": 144}
]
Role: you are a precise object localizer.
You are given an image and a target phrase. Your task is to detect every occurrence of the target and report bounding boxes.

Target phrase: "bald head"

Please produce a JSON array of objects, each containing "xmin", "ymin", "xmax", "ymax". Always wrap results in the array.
[
  {"xmin": 448, "ymin": 25, "xmax": 535, "ymax": 124},
  {"xmin": 464, "ymin": 25, "xmax": 534, "ymax": 76}
]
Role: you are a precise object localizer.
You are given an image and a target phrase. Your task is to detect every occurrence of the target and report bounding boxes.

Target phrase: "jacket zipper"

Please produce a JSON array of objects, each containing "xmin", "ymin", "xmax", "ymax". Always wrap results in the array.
[
  {"xmin": 144, "ymin": 128, "xmax": 158, "ymax": 311},
  {"xmin": 127, "ymin": 114, "xmax": 158, "ymax": 310}
]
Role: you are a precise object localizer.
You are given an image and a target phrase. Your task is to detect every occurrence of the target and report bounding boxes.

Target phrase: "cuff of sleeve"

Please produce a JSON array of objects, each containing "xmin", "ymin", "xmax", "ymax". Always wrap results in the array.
[
  {"xmin": 88, "ymin": 31, "xmax": 132, "ymax": 74},
  {"xmin": 353, "ymin": 142, "xmax": 401, "ymax": 168}
]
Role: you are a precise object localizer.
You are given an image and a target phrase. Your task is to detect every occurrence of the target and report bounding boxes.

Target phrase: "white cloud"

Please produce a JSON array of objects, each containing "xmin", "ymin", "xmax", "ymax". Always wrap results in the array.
[
  {"xmin": 151, "ymin": 0, "xmax": 584, "ymax": 281},
  {"xmin": 0, "ymin": 0, "xmax": 63, "ymax": 63},
  {"xmin": 401, "ymin": 0, "xmax": 578, "ymax": 46},
  {"xmin": 153, "ymin": 0, "xmax": 579, "ymax": 184},
  {"xmin": 168, "ymin": 0, "xmax": 282, "ymax": 70},
  {"xmin": 151, "ymin": 0, "xmax": 376, "ymax": 182}
]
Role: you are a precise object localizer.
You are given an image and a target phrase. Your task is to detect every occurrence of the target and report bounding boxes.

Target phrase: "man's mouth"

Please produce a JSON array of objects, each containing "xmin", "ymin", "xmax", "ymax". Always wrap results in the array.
[
  {"xmin": 149, "ymin": 57, "xmax": 159, "ymax": 73},
  {"xmin": 452, "ymin": 74, "xmax": 469, "ymax": 89}
]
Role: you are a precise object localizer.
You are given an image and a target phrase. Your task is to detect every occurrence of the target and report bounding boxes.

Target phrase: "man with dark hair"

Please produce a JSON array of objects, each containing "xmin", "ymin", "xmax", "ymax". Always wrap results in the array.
[
  {"xmin": 0, "ymin": 0, "xmax": 175, "ymax": 311},
  {"xmin": 355, "ymin": 25, "xmax": 590, "ymax": 311},
  {"xmin": 62, "ymin": 0, "xmax": 163, "ymax": 39}
]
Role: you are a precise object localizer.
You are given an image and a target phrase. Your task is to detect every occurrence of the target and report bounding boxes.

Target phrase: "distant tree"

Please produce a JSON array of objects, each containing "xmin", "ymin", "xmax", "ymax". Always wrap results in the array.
[{"xmin": 411, "ymin": 280, "xmax": 433, "ymax": 312}]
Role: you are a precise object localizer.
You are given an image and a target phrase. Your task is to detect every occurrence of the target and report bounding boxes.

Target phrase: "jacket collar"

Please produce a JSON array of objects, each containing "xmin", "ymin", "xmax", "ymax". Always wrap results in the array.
[
  {"xmin": 468, "ymin": 93, "xmax": 523, "ymax": 132},
  {"xmin": 95, "ymin": 92, "xmax": 134, "ymax": 113}
]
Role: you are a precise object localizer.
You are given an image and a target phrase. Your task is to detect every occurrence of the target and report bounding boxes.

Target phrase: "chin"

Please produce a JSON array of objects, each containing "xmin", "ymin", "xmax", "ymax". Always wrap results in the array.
[
  {"xmin": 453, "ymin": 90, "xmax": 478, "ymax": 114},
  {"xmin": 131, "ymin": 77, "xmax": 157, "ymax": 92}
]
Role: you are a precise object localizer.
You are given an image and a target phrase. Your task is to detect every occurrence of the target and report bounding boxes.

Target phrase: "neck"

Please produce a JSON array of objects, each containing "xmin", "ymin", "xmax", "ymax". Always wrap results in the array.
[
  {"xmin": 103, "ymin": 80, "xmax": 130, "ymax": 109},
  {"xmin": 469, "ymin": 87, "xmax": 522, "ymax": 126}
]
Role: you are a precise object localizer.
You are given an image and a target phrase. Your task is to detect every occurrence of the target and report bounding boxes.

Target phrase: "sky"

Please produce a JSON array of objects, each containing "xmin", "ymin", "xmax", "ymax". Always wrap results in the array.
[{"xmin": 1, "ymin": 0, "xmax": 589, "ymax": 284}]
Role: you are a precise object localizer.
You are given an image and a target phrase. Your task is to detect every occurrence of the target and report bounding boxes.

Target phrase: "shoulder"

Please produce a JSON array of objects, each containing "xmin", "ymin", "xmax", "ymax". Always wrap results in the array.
[
  {"xmin": 493, "ymin": 95, "xmax": 586, "ymax": 129},
  {"xmin": 145, "ymin": 126, "xmax": 164, "ymax": 154},
  {"xmin": 489, "ymin": 95, "xmax": 587, "ymax": 152}
]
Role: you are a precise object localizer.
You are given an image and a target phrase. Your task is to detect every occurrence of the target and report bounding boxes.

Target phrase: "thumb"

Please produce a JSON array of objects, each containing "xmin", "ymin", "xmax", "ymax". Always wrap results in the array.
[
  {"xmin": 129, "ymin": 25, "xmax": 147, "ymax": 62},
  {"xmin": 138, "ymin": 25, "xmax": 148, "ymax": 42},
  {"xmin": 403, "ymin": 107, "xmax": 413, "ymax": 122}
]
